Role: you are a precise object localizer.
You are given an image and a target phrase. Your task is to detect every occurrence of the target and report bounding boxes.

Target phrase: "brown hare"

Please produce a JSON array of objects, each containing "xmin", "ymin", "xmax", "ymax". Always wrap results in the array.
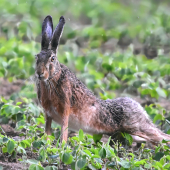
[{"xmin": 35, "ymin": 15, "xmax": 170, "ymax": 144}]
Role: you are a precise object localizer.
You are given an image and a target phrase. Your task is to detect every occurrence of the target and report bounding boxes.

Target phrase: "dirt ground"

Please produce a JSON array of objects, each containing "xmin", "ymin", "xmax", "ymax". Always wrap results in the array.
[{"xmin": 0, "ymin": 78, "xmax": 24, "ymax": 99}]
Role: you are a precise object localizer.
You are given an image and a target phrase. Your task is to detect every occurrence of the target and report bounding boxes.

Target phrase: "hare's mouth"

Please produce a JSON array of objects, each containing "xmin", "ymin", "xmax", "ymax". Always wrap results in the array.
[
  {"xmin": 37, "ymin": 75, "xmax": 46, "ymax": 81},
  {"xmin": 36, "ymin": 73, "xmax": 48, "ymax": 81}
]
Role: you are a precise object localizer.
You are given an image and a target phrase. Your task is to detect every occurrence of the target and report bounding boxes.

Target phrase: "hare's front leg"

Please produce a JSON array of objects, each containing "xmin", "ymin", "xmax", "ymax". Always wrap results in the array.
[
  {"xmin": 45, "ymin": 113, "xmax": 52, "ymax": 136},
  {"xmin": 61, "ymin": 106, "xmax": 70, "ymax": 142}
]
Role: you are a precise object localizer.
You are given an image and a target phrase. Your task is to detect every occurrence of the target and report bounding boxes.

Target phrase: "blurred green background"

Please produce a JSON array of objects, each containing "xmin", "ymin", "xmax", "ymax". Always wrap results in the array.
[{"xmin": 0, "ymin": 0, "xmax": 170, "ymax": 127}]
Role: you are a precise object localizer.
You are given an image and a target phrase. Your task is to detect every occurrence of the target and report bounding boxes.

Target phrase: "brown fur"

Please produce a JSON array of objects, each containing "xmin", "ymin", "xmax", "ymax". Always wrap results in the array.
[{"xmin": 35, "ymin": 15, "xmax": 170, "ymax": 144}]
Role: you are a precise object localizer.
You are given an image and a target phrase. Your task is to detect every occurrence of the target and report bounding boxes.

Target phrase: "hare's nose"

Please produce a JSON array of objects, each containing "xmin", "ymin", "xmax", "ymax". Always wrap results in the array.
[{"xmin": 37, "ymin": 72, "xmax": 44, "ymax": 79}]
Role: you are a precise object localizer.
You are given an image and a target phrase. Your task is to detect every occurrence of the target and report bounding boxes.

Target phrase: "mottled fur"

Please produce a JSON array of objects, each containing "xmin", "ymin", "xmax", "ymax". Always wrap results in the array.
[{"xmin": 35, "ymin": 15, "xmax": 170, "ymax": 144}]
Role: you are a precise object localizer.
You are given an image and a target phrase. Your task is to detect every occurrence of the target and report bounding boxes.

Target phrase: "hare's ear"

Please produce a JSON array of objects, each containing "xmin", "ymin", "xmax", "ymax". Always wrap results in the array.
[
  {"xmin": 41, "ymin": 15, "xmax": 53, "ymax": 50},
  {"xmin": 51, "ymin": 16, "xmax": 65, "ymax": 53}
]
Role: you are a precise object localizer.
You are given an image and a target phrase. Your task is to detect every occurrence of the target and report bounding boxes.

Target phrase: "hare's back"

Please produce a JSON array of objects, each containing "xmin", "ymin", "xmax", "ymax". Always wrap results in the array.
[{"xmin": 97, "ymin": 97, "xmax": 150, "ymax": 130}]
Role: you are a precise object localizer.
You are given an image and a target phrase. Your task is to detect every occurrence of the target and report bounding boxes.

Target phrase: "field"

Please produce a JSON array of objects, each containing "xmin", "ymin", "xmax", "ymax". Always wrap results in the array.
[{"xmin": 0, "ymin": 0, "xmax": 170, "ymax": 169}]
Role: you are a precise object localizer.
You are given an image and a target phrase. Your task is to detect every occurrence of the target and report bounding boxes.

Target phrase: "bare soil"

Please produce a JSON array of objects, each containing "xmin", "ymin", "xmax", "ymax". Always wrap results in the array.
[{"xmin": 0, "ymin": 78, "xmax": 24, "ymax": 99}]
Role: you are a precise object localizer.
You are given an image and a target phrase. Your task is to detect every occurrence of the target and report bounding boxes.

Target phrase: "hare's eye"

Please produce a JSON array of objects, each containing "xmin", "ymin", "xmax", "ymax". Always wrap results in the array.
[{"xmin": 51, "ymin": 56, "xmax": 55, "ymax": 62}]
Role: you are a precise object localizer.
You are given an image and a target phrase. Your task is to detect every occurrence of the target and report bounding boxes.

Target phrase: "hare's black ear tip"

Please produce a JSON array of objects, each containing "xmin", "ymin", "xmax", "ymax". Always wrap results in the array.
[
  {"xmin": 59, "ymin": 16, "xmax": 65, "ymax": 23},
  {"xmin": 44, "ymin": 15, "xmax": 52, "ymax": 21}
]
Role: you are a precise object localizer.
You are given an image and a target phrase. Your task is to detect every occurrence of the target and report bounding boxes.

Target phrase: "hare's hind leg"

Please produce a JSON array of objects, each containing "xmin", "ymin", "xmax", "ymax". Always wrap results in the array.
[
  {"xmin": 131, "ymin": 135, "xmax": 147, "ymax": 143},
  {"xmin": 130, "ymin": 125, "xmax": 170, "ymax": 144},
  {"xmin": 123, "ymin": 114, "xmax": 170, "ymax": 144},
  {"xmin": 117, "ymin": 97, "xmax": 170, "ymax": 144}
]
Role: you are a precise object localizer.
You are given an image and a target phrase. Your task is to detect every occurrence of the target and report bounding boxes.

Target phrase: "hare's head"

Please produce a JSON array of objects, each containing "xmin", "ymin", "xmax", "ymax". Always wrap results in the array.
[{"xmin": 35, "ymin": 15, "xmax": 65, "ymax": 81}]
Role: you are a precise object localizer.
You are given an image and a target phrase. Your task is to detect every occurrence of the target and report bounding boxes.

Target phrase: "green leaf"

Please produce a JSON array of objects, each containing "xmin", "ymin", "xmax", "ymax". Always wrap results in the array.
[
  {"xmin": 71, "ymin": 136, "xmax": 79, "ymax": 141},
  {"xmin": 77, "ymin": 158, "xmax": 86, "ymax": 169},
  {"xmin": 132, "ymin": 167, "xmax": 144, "ymax": 170},
  {"xmin": 62, "ymin": 152, "xmax": 73, "ymax": 165},
  {"xmin": 129, "ymin": 153, "xmax": 135, "ymax": 161},
  {"xmin": 12, "ymin": 106, "xmax": 21, "ymax": 115},
  {"xmin": 26, "ymin": 159, "xmax": 40, "ymax": 165},
  {"xmin": 71, "ymin": 162, "xmax": 76, "ymax": 170},
  {"xmin": 162, "ymin": 139, "xmax": 170, "ymax": 143},
  {"xmin": 105, "ymin": 147, "xmax": 112, "ymax": 158},
  {"xmin": 33, "ymin": 141, "xmax": 43, "ymax": 148},
  {"xmin": 108, "ymin": 162, "xmax": 116, "ymax": 168},
  {"xmin": 91, "ymin": 155, "xmax": 101, "ymax": 159},
  {"xmin": 78, "ymin": 129, "xmax": 84, "ymax": 141},
  {"xmin": 16, "ymin": 102, "xmax": 22, "ymax": 106},
  {"xmin": 154, "ymin": 152, "xmax": 164, "ymax": 161},
  {"xmin": 1, "ymin": 97, "xmax": 7, "ymax": 103},
  {"xmin": 36, "ymin": 115, "xmax": 45, "ymax": 124},
  {"xmin": 160, "ymin": 156, "xmax": 165, "ymax": 165},
  {"xmin": 17, "ymin": 146, "xmax": 26, "ymax": 154},
  {"xmin": 99, "ymin": 148, "xmax": 106, "ymax": 159},
  {"xmin": 3, "ymin": 137, "xmax": 9, "ymax": 143},
  {"xmin": 166, "ymin": 155, "xmax": 170, "ymax": 160},
  {"xmin": 93, "ymin": 158, "xmax": 103, "ymax": 163},
  {"xmin": 134, "ymin": 159, "xmax": 146, "ymax": 166},
  {"xmin": 153, "ymin": 161, "xmax": 163, "ymax": 169},
  {"xmin": 2, "ymin": 146, "xmax": 7, "ymax": 153},
  {"xmin": 20, "ymin": 141, "xmax": 26, "ymax": 148},
  {"xmin": 106, "ymin": 136, "xmax": 111, "ymax": 146},
  {"xmin": 164, "ymin": 163, "xmax": 170, "ymax": 169},
  {"xmin": 39, "ymin": 147, "xmax": 46, "ymax": 162},
  {"xmin": 102, "ymin": 63, "xmax": 113, "ymax": 71},
  {"xmin": 93, "ymin": 134, "xmax": 102, "ymax": 143},
  {"xmin": 144, "ymin": 163, "xmax": 151, "ymax": 169},
  {"xmin": 22, "ymin": 139, "xmax": 31, "ymax": 147},
  {"xmin": 83, "ymin": 150, "xmax": 92, "ymax": 157},
  {"xmin": 91, "ymin": 160, "xmax": 102, "ymax": 169},
  {"xmin": 121, "ymin": 132, "xmax": 133, "ymax": 145},
  {"xmin": 156, "ymin": 87, "xmax": 167, "ymax": 98},
  {"xmin": 48, "ymin": 154, "xmax": 59, "ymax": 160},
  {"xmin": 61, "ymin": 140, "xmax": 66, "ymax": 149},
  {"xmin": 153, "ymin": 114, "xmax": 164, "ymax": 123},
  {"xmin": 28, "ymin": 164, "xmax": 44, "ymax": 170},
  {"xmin": 44, "ymin": 166, "xmax": 58, "ymax": 170},
  {"xmin": 11, "ymin": 150, "xmax": 16, "ymax": 159},
  {"xmin": 88, "ymin": 164, "xmax": 97, "ymax": 170},
  {"xmin": 109, "ymin": 147, "xmax": 115, "ymax": 156},
  {"xmin": 119, "ymin": 160, "xmax": 131, "ymax": 168},
  {"xmin": 7, "ymin": 140, "xmax": 15, "ymax": 153}
]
